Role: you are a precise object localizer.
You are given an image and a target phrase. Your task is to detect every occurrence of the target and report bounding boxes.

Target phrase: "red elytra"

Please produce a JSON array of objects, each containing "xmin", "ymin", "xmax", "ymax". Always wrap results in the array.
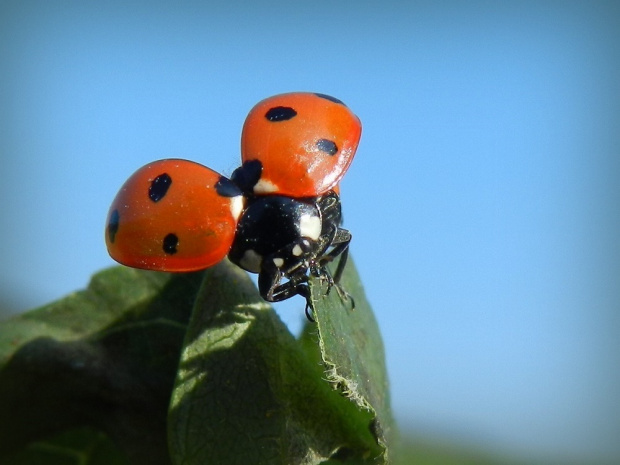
[
  {"xmin": 240, "ymin": 92, "xmax": 361, "ymax": 197},
  {"xmin": 105, "ymin": 159, "xmax": 243, "ymax": 271}
]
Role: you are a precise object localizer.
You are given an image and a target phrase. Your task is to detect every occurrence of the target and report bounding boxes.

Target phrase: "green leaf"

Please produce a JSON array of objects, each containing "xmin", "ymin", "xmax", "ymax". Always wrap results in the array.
[
  {"xmin": 3, "ymin": 427, "xmax": 130, "ymax": 465},
  {"xmin": 168, "ymin": 258, "xmax": 391, "ymax": 465},
  {"xmin": 0, "ymin": 267, "xmax": 205, "ymax": 464},
  {"xmin": 310, "ymin": 257, "xmax": 395, "ymax": 464},
  {"xmin": 0, "ymin": 255, "xmax": 394, "ymax": 464}
]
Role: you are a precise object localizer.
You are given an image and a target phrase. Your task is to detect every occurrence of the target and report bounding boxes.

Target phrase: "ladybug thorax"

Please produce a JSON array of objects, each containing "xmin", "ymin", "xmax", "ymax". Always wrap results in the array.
[{"xmin": 228, "ymin": 196, "xmax": 323, "ymax": 274}]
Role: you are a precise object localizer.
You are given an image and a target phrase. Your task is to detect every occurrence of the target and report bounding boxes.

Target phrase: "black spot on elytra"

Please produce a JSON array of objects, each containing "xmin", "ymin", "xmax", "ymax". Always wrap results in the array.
[
  {"xmin": 215, "ymin": 176, "xmax": 243, "ymax": 198},
  {"xmin": 316, "ymin": 139, "xmax": 338, "ymax": 156},
  {"xmin": 314, "ymin": 93, "xmax": 345, "ymax": 105},
  {"xmin": 149, "ymin": 173, "xmax": 172, "ymax": 202},
  {"xmin": 231, "ymin": 160, "xmax": 263, "ymax": 195},
  {"xmin": 108, "ymin": 209, "xmax": 120, "ymax": 243},
  {"xmin": 265, "ymin": 106, "xmax": 297, "ymax": 122},
  {"xmin": 163, "ymin": 233, "xmax": 178, "ymax": 254}
]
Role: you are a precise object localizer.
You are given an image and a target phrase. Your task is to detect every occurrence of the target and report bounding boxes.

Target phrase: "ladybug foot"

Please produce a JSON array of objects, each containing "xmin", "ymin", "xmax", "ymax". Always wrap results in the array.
[
  {"xmin": 294, "ymin": 285, "xmax": 316, "ymax": 322},
  {"xmin": 334, "ymin": 283, "xmax": 355, "ymax": 311},
  {"xmin": 314, "ymin": 267, "xmax": 355, "ymax": 311}
]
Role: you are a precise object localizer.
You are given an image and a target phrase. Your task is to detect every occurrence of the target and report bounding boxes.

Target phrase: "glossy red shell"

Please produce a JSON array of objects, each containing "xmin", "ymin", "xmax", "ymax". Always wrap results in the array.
[
  {"xmin": 105, "ymin": 159, "xmax": 243, "ymax": 272},
  {"xmin": 240, "ymin": 92, "xmax": 361, "ymax": 197}
]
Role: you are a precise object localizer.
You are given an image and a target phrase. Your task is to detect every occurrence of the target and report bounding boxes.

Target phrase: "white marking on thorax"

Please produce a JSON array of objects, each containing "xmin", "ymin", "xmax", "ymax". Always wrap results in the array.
[
  {"xmin": 253, "ymin": 178, "xmax": 278, "ymax": 194},
  {"xmin": 229, "ymin": 195, "xmax": 245, "ymax": 221},
  {"xmin": 291, "ymin": 244, "xmax": 303, "ymax": 257},
  {"xmin": 299, "ymin": 214, "xmax": 321, "ymax": 241},
  {"xmin": 240, "ymin": 249, "xmax": 262, "ymax": 273}
]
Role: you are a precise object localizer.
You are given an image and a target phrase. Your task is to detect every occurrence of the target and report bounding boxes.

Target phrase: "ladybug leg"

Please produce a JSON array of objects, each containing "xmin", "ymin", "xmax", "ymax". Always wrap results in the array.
[
  {"xmin": 312, "ymin": 227, "xmax": 355, "ymax": 310},
  {"xmin": 330, "ymin": 246, "xmax": 355, "ymax": 310},
  {"xmin": 257, "ymin": 257, "xmax": 310, "ymax": 303},
  {"xmin": 303, "ymin": 294, "xmax": 316, "ymax": 322},
  {"xmin": 318, "ymin": 227, "xmax": 351, "ymax": 283},
  {"xmin": 258, "ymin": 265, "xmax": 317, "ymax": 322}
]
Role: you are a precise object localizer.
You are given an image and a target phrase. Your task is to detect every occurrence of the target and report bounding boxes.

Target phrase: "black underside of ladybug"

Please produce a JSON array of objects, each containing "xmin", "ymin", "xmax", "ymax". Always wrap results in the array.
[{"xmin": 228, "ymin": 190, "xmax": 352, "ymax": 316}]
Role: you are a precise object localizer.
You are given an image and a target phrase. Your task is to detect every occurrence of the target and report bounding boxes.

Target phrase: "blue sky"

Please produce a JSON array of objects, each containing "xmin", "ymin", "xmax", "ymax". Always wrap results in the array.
[{"xmin": 1, "ymin": 1, "xmax": 619, "ymax": 461}]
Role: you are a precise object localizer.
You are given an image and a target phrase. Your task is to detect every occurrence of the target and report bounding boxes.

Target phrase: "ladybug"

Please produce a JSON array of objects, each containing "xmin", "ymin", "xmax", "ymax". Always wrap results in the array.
[{"xmin": 105, "ymin": 92, "xmax": 361, "ymax": 318}]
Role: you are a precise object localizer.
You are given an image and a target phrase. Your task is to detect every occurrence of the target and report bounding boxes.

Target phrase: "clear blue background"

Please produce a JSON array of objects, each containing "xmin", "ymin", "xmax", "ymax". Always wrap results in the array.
[{"xmin": 1, "ymin": 1, "xmax": 619, "ymax": 462}]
